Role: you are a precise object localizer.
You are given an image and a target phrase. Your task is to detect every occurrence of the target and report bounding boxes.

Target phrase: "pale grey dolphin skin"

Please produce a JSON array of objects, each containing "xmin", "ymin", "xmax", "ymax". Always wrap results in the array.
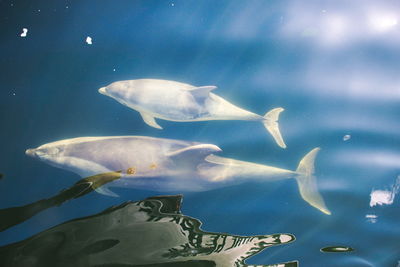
[
  {"xmin": 26, "ymin": 136, "xmax": 330, "ymax": 215},
  {"xmin": 98, "ymin": 79, "xmax": 287, "ymax": 148}
]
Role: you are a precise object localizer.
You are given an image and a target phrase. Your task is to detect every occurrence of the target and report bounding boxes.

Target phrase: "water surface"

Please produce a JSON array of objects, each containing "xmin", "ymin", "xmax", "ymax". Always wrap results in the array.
[{"xmin": 0, "ymin": 1, "xmax": 399, "ymax": 266}]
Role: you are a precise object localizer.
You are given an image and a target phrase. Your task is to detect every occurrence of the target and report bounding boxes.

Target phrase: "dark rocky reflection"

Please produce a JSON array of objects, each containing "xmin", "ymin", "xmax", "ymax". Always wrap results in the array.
[
  {"xmin": 320, "ymin": 246, "xmax": 354, "ymax": 253},
  {"xmin": 0, "ymin": 171, "xmax": 122, "ymax": 232},
  {"xmin": 0, "ymin": 195, "xmax": 297, "ymax": 267}
]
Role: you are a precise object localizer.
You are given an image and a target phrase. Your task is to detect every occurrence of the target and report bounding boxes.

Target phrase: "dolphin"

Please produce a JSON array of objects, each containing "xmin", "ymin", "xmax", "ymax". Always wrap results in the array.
[
  {"xmin": 25, "ymin": 136, "xmax": 330, "ymax": 214},
  {"xmin": 98, "ymin": 79, "xmax": 287, "ymax": 148}
]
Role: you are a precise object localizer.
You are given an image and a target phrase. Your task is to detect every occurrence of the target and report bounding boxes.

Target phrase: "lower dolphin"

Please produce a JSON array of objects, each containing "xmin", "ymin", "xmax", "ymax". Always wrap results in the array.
[{"xmin": 26, "ymin": 136, "xmax": 330, "ymax": 214}]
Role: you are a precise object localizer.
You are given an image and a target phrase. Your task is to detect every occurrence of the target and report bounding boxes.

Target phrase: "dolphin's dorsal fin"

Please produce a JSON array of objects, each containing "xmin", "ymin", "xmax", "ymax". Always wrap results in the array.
[
  {"xmin": 189, "ymin": 86, "xmax": 217, "ymax": 100},
  {"xmin": 167, "ymin": 144, "xmax": 222, "ymax": 166},
  {"xmin": 140, "ymin": 112, "xmax": 163, "ymax": 129}
]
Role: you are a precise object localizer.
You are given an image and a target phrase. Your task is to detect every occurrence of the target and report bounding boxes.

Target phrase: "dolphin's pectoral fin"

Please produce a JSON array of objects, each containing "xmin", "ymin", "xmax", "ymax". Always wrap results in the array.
[
  {"xmin": 58, "ymin": 156, "xmax": 110, "ymax": 178},
  {"xmin": 94, "ymin": 185, "xmax": 119, "ymax": 197},
  {"xmin": 167, "ymin": 144, "xmax": 222, "ymax": 167},
  {"xmin": 140, "ymin": 112, "xmax": 163, "ymax": 129},
  {"xmin": 189, "ymin": 85, "xmax": 217, "ymax": 101}
]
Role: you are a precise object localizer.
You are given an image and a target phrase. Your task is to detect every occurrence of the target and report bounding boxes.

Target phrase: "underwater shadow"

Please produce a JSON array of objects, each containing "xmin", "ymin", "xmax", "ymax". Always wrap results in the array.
[{"xmin": 0, "ymin": 171, "xmax": 122, "ymax": 232}]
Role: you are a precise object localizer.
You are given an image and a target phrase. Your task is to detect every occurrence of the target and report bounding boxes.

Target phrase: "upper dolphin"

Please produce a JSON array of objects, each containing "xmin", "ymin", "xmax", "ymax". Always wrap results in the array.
[
  {"xmin": 26, "ymin": 136, "xmax": 330, "ymax": 215},
  {"xmin": 98, "ymin": 79, "xmax": 286, "ymax": 148}
]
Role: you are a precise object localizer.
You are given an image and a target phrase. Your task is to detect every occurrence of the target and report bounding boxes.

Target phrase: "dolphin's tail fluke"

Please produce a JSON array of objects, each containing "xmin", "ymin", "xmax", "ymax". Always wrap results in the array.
[
  {"xmin": 294, "ymin": 148, "xmax": 331, "ymax": 215},
  {"xmin": 262, "ymin": 108, "xmax": 286, "ymax": 149}
]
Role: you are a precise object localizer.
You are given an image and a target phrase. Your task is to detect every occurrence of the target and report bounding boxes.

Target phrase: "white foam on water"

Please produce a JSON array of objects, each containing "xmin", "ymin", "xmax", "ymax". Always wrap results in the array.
[
  {"xmin": 343, "ymin": 134, "xmax": 351, "ymax": 141},
  {"xmin": 370, "ymin": 175, "xmax": 400, "ymax": 207},
  {"xmin": 20, "ymin": 28, "xmax": 28, "ymax": 37},
  {"xmin": 86, "ymin": 36, "xmax": 92, "ymax": 45},
  {"xmin": 365, "ymin": 214, "xmax": 378, "ymax": 223}
]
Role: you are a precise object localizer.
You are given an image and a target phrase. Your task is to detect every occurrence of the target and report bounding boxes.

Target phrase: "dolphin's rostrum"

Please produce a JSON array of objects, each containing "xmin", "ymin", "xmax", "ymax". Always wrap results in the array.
[
  {"xmin": 99, "ymin": 79, "xmax": 287, "ymax": 148},
  {"xmin": 26, "ymin": 136, "xmax": 330, "ymax": 214}
]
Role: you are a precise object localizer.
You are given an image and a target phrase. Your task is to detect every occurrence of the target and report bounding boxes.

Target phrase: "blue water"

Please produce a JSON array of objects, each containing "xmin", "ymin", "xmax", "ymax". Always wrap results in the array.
[{"xmin": 1, "ymin": 0, "xmax": 399, "ymax": 266}]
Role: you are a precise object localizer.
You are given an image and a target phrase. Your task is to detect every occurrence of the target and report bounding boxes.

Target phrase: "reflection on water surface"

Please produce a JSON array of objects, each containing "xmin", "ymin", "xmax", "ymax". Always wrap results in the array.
[
  {"xmin": 320, "ymin": 246, "xmax": 354, "ymax": 253},
  {"xmin": 0, "ymin": 195, "xmax": 297, "ymax": 267}
]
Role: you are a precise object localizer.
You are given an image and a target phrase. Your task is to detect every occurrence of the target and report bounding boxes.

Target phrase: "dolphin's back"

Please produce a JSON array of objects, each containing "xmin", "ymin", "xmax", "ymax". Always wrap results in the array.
[
  {"xmin": 60, "ymin": 136, "xmax": 196, "ymax": 175},
  {"xmin": 129, "ymin": 79, "xmax": 195, "ymax": 91}
]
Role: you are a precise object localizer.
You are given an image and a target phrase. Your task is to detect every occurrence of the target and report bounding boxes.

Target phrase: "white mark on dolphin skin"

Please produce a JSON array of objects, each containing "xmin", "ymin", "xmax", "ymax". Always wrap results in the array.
[
  {"xmin": 343, "ymin": 134, "xmax": 351, "ymax": 141},
  {"xmin": 86, "ymin": 36, "xmax": 92, "ymax": 45},
  {"xmin": 365, "ymin": 214, "xmax": 377, "ymax": 223},
  {"xmin": 20, "ymin": 28, "xmax": 28, "ymax": 37},
  {"xmin": 369, "ymin": 175, "xmax": 400, "ymax": 207}
]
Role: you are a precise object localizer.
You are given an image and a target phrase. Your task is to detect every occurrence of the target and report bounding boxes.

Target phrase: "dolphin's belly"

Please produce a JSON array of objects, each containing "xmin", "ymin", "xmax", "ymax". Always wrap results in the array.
[
  {"xmin": 114, "ymin": 163, "xmax": 241, "ymax": 193},
  {"xmin": 66, "ymin": 145, "xmax": 160, "ymax": 171},
  {"xmin": 127, "ymin": 89, "xmax": 208, "ymax": 121},
  {"xmin": 204, "ymin": 94, "xmax": 261, "ymax": 121},
  {"xmin": 113, "ymin": 174, "xmax": 224, "ymax": 193},
  {"xmin": 147, "ymin": 104, "xmax": 207, "ymax": 121},
  {"xmin": 197, "ymin": 157, "xmax": 295, "ymax": 182}
]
